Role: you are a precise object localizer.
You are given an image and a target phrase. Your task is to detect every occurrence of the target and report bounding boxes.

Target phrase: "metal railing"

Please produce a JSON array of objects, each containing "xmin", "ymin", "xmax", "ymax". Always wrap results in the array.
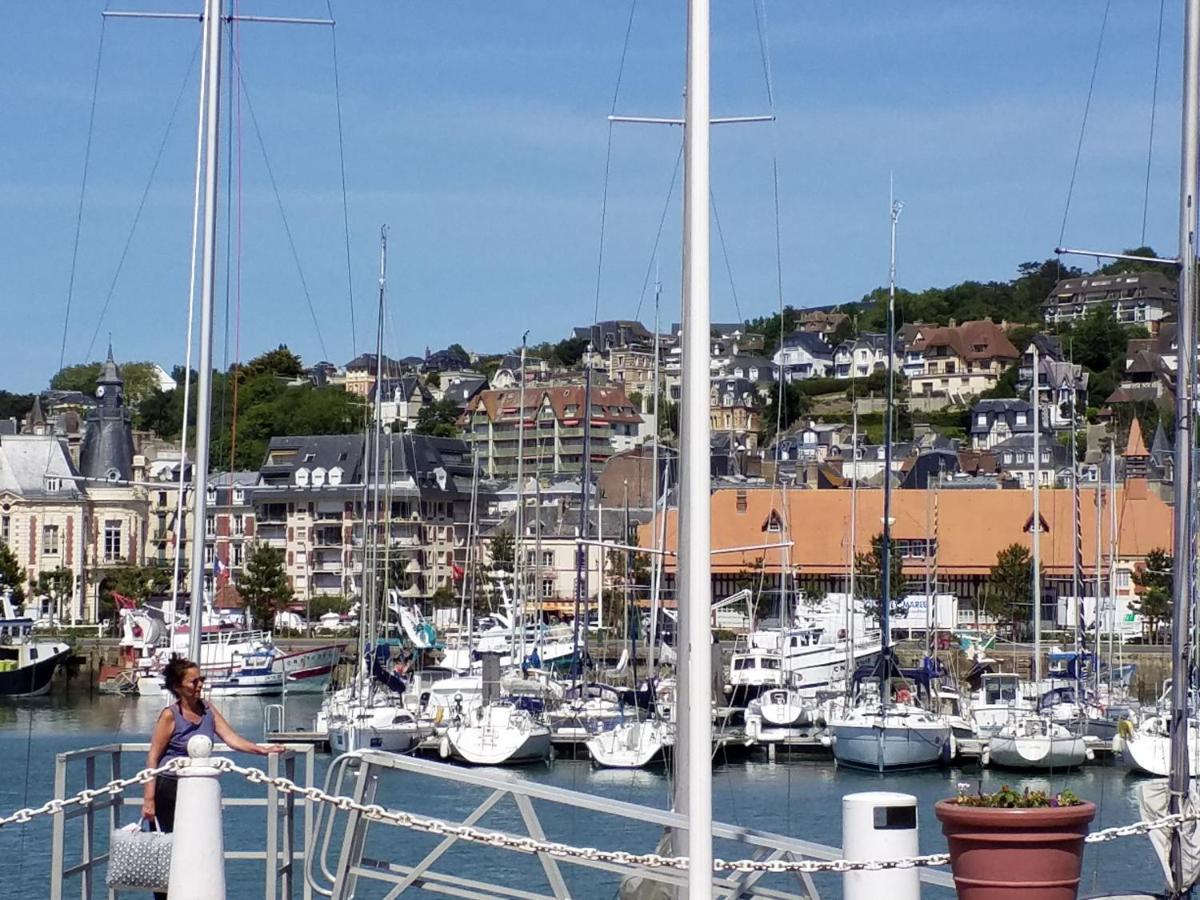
[
  {"xmin": 309, "ymin": 750, "xmax": 956, "ymax": 899},
  {"xmin": 50, "ymin": 743, "xmax": 315, "ymax": 900}
]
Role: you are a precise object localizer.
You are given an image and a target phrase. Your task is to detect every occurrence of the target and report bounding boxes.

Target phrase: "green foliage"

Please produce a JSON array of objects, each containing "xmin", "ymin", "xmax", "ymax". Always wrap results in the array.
[
  {"xmin": 51, "ymin": 360, "xmax": 160, "ymax": 406},
  {"xmin": 759, "ymin": 383, "xmax": 814, "ymax": 446},
  {"xmin": 429, "ymin": 585, "xmax": 458, "ymax": 609},
  {"xmin": 854, "ymin": 533, "xmax": 907, "ymax": 625},
  {"xmin": 306, "ymin": 594, "xmax": 351, "ymax": 619},
  {"xmin": 979, "ymin": 362, "xmax": 1020, "ymax": 400},
  {"xmin": 414, "ymin": 396, "xmax": 463, "ymax": 438},
  {"xmin": 98, "ymin": 564, "xmax": 173, "ymax": 625},
  {"xmin": 530, "ymin": 336, "xmax": 588, "ymax": 369},
  {"xmin": 0, "ymin": 542, "xmax": 26, "ymax": 604},
  {"xmin": 1132, "ymin": 547, "xmax": 1173, "ymax": 643},
  {"xmin": 490, "ymin": 529, "xmax": 514, "ymax": 572},
  {"xmin": 984, "ymin": 543, "xmax": 1034, "ymax": 636},
  {"xmin": 239, "ymin": 543, "xmax": 292, "ymax": 629},
  {"xmin": 35, "ymin": 567, "xmax": 74, "ymax": 620},
  {"xmin": 0, "ymin": 391, "xmax": 35, "ymax": 423},
  {"xmin": 236, "ymin": 345, "xmax": 303, "ymax": 381},
  {"xmin": 954, "ymin": 784, "xmax": 1082, "ymax": 808}
]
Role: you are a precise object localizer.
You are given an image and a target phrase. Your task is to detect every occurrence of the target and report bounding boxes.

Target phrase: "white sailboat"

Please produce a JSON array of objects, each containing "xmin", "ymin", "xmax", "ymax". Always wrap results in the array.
[
  {"xmin": 1114, "ymin": 714, "xmax": 1200, "ymax": 777},
  {"xmin": 829, "ymin": 188, "xmax": 950, "ymax": 773},
  {"xmin": 986, "ymin": 713, "xmax": 1088, "ymax": 770},
  {"xmin": 586, "ymin": 718, "xmax": 673, "ymax": 769},
  {"xmin": 444, "ymin": 701, "xmax": 552, "ymax": 765}
]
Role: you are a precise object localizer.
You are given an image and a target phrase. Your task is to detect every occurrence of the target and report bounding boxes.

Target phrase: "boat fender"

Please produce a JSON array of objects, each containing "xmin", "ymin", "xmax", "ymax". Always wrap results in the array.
[
  {"xmin": 1085, "ymin": 747, "xmax": 1095, "ymax": 761},
  {"xmin": 439, "ymin": 736, "xmax": 451, "ymax": 759},
  {"xmin": 819, "ymin": 734, "xmax": 833, "ymax": 748},
  {"xmin": 980, "ymin": 746, "xmax": 990, "ymax": 768},
  {"xmin": 948, "ymin": 733, "xmax": 958, "ymax": 761},
  {"xmin": 1117, "ymin": 718, "xmax": 1135, "ymax": 740}
]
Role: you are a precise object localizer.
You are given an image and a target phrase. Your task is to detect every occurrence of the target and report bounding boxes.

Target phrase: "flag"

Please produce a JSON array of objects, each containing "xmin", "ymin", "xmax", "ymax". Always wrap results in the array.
[
  {"xmin": 214, "ymin": 557, "xmax": 229, "ymax": 584},
  {"xmin": 452, "ymin": 563, "xmax": 464, "ymax": 582}
]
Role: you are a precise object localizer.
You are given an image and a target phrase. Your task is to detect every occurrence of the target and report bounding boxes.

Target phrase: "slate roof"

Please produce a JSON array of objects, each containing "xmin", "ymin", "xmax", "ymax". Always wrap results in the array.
[
  {"xmin": 0, "ymin": 435, "xmax": 84, "ymax": 499},
  {"xmin": 344, "ymin": 353, "xmax": 404, "ymax": 376},
  {"xmin": 968, "ymin": 398, "xmax": 1050, "ymax": 439},
  {"xmin": 779, "ymin": 331, "xmax": 834, "ymax": 357},
  {"xmin": 442, "ymin": 376, "xmax": 489, "ymax": 410}
]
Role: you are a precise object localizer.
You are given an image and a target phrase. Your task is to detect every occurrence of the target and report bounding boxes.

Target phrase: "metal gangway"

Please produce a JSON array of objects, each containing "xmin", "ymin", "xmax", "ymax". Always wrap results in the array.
[{"xmin": 46, "ymin": 741, "xmax": 957, "ymax": 899}]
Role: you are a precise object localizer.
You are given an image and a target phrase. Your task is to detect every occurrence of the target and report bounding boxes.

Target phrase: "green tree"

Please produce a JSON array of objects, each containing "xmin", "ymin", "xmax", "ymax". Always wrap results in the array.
[
  {"xmin": 490, "ymin": 529, "xmax": 514, "ymax": 572},
  {"xmin": 0, "ymin": 391, "xmax": 35, "ymax": 423},
  {"xmin": 238, "ymin": 345, "xmax": 304, "ymax": 380},
  {"xmin": 35, "ymin": 566, "xmax": 74, "ymax": 622},
  {"xmin": 1132, "ymin": 547, "xmax": 1173, "ymax": 644},
  {"xmin": 239, "ymin": 543, "xmax": 292, "ymax": 629},
  {"xmin": 414, "ymin": 397, "xmax": 462, "ymax": 438},
  {"xmin": 854, "ymin": 533, "xmax": 906, "ymax": 625},
  {"xmin": 0, "ymin": 542, "xmax": 27, "ymax": 604},
  {"xmin": 51, "ymin": 362, "xmax": 102, "ymax": 394},
  {"xmin": 51, "ymin": 361, "xmax": 160, "ymax": 406},
  {"xmin": 983, "ymin": 543, "xmax": 1034, "ymax": 638}
]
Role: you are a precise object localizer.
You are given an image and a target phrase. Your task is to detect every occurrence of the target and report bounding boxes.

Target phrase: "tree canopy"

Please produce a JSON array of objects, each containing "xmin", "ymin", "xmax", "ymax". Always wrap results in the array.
[
  {"xmin": 240, "ymin": 543, "xmax": 292, "ymax": 628},
  {"xmin": 0, "ymin": 542, "xmax": 26, "ymax": 604},
  {"xmin": 414, "ymin": 397, "xmax": 462, "ymax": 438},
  {"xmin": 854, "ymin": 532, "xmax": 906, "ymax": 625},
  {"xmin": 983, "ymin": 543, "xmax": 1035, "ymax": 638},
  {"xmin": 1131, "ymin": 547, "xmax": 1172, "ymax": 643},
  {"xmin": 51, "ymin": 360, "xmax": 162, "ymax": 406}
]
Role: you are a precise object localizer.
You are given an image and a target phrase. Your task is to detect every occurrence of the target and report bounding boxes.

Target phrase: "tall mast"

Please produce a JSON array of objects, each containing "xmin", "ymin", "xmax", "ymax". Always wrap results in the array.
[
  {"xmin": 879, "ymin": 183, "xmax": 901, "ymax": 676},
  {"xmin": 514, "ymin": 332, "xmax": 528, "ymax": 661},
  {"xmin": 1169, "ymin": 1, "xmax": 1199, "ymax": 889},
  {"xmin": 186, "ymin": 0, "xmax": 224, "ymax": 664},
  {"xmin": 1031, "ymin": 343, "xmax": 1042, "ymax": 685},
  {"xmin": 364, "ymin": 227, "xmax": 388, "ymax": 691},
  {"xmin": 673, "ymin": 0, "xmax": 713, "ymax": 890},
  {"xmin": 647, "ymin": 276, "xmax": 662, "ymax": 678}
]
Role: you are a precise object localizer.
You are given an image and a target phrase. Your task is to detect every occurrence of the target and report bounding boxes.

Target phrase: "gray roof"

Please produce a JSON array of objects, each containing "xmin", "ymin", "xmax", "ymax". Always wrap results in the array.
[
  {"xmin": 780, "ymin": 331, "xmax": 833, "ymax": 357},
  {"xmin": 442, "ymin": 375, "xmax": 489, "ymax": 408},
  {"xmin": 969, "ymin": 398, "xmax": 1051, "ymax": 438},
  {"xmin": 0, "ymin": 435, "xmax": 83, "ymax": 499}
]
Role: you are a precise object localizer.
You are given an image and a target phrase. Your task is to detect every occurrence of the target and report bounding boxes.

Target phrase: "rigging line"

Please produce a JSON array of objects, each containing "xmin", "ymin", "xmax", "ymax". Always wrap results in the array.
[
  {"xmin": 228, "ymin": 2, "xmax": 245, "ymax": 478},
  {"xmin": 591, "ymin": 0, "xmax": 640, "ymax": 332},
  {"xmin": 326, "ymin": 0, "xmax": 357, "ymax": 357},
  {"xmin": 84, "ymin": 38, "xmax": 203, "ymax": 360},
  {"xmin": 230, "ymin": 48, "xmax": 330, "ymax": 361},
  {"xmin": 752, "ymin": 0, "xmax": 776, "ymax": 110},
  {"xmin": 632, "ymin": 140, "xmax": 684, "ymax": 322},
  {"xmin": 218, "ymin": 15, "xmax": 237, "ymax": 464},
  {"xmin": 1141, "ymin": 0, "xmax": 1167, "ymax": 247},
  {"xmin": 709, "ymin": 189, "xmax": 744, "ymax": 324},
  {"xmin": 1057, "ymin": 0, "xmax": 1112, "ymax": 249},
  {"xmin": 59, "ymin": 6, "xmax": 110, "ymax": 375}
]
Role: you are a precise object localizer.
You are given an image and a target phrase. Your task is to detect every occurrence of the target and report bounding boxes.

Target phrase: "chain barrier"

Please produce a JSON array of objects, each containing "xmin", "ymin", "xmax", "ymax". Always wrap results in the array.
[
  {"xmin": 7, "ymin": 754, "xmax": 1199, "ymax": 875},
  {"xmin": 0, "ymin": 759, "xmax": 182, "ymax": 829}
]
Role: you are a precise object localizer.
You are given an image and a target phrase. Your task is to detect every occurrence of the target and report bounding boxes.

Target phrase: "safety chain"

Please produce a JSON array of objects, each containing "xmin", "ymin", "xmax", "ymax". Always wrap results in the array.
[
  {"xmin": 5, "ymin": 754, "xmax": 1198, "ymax": 875},
  {"xmin": 0, "ymin": 759, "xmax": 182, "ymax": 829}
]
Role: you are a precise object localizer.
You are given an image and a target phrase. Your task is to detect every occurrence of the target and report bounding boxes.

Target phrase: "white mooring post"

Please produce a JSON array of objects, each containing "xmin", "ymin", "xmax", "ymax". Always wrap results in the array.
[
  {"xmin": 167, "ymin": 735, "xmax": 226, "ymax": 899},
  {"xmin": 842, "ymin": 792, "xmax": 920, "ymax": 900}
]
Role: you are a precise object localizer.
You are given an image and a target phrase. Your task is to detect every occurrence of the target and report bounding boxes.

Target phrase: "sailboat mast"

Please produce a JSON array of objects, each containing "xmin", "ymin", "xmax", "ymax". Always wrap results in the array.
[
  {"xmin": 1169, "ymin": 1, "xmax": 1199, "ymax": 889},
  {"xmin": 673, "ymin": 0, "xmax": 713, "ymax": 888},
  {"xmin": 880, "ymin": 185, "xmax": 901, "ymax": 668},
  {"xmin": 514, "ymin": 332, "xmax": 528, "ymax": 662},
  {"xmin": 186, "ymin": 0, "xmax": 225, "ymax": 664},
  {"xmin": 1032, "ymin": 344, "xmax": 1042, "ymax": 685},
  {"xmin": 647, "ymin": 277, "xmax": 662, "ymax": 678}
]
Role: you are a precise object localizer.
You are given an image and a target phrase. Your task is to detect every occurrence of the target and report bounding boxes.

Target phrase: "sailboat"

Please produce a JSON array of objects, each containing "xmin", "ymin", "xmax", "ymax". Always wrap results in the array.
[
  {"xmin": 829, "ymin": 190, "xmax": 951, "ymax": 773},
  {"xmin": 986, "ymin": 343, "xmax": 1087, "ymax": 770}
]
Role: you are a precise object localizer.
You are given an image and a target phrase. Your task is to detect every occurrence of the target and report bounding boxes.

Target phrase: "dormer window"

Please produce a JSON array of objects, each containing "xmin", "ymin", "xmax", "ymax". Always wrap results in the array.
[
  {"xmin": 295, "ymin": 468, "xmax": 310, "ymax": 487},
  {"xmin": 44, "ymin": 477, "xmax": 60, "ymax": 492},
  {"xmin": 233, "ymin": 488, "xmax": 244, "ymax": 505},
  {"xmin": 763, "ymin": 510, "xmax": 784, "ymax": 533},
  {"xmin": 329, "ymin": 467, "xmax": 343, "ymax": 486},
  {"xmin": 311, "ymin": 467, "xmax": 327, "ymax": 487}
]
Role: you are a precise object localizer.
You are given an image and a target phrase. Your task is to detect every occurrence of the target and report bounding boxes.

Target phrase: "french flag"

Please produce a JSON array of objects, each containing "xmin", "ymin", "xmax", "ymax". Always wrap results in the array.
[{"xmin": 214, "ymin": 557, "xmax": 229, "ymax": 583}]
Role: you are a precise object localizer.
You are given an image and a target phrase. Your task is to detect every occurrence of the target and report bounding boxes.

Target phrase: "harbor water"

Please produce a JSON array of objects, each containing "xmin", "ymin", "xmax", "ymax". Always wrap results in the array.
[{"xmin": 0, "ymin": 690, "xmax": 1168, "ymax": 898}]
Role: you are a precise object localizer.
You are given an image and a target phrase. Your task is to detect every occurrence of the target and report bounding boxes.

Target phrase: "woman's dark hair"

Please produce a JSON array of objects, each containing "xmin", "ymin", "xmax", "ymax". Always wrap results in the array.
[{"xmin": 163, "ymin": 656, "xmax": 199, "ymax": 697}]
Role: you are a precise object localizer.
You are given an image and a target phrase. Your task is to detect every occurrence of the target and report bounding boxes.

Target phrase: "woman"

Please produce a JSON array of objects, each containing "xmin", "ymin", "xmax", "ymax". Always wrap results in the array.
[{"xmin": 142, "ymin": 657, "xmax": 283, "ymax": 898}]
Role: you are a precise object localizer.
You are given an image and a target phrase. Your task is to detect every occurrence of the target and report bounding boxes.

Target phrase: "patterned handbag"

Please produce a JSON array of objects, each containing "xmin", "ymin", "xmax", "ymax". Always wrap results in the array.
[{"xmin": 107, "ymin": 818, "xmax": 172, "ymax": 892}]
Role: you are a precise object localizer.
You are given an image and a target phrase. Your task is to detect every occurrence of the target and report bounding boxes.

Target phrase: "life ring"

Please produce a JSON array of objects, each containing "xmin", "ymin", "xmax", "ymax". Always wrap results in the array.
[{"xmin": 895, "ymin": 688, "xmax": 913, "ymax": 704}]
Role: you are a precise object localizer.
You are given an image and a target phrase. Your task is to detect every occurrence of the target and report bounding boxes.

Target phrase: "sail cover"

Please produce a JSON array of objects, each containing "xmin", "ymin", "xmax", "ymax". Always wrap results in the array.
[{"xmin": 1137, "ymin": 780, "xmax": 1200, "ymax": 890}]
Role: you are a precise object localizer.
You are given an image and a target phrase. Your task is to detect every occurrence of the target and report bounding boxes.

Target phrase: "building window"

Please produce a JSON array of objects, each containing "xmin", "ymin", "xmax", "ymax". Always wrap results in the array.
[
  {"xmin": 0, "ymin": 515, "xmax": 9, "ymax": 546},
  {"xmin": 103, "ymin": 520, "xmax": 122, "ymax": 562},
  {"xmin": 44, "ymin": 477, "xmax": 60, "ymax": 492},
  {"xmin": 234, "ymin": 515, "xmax": 245, "ymax": 536},
  {"xmin": 42, "ymin": 525, "xmax": 59, "ymax": 556},
  {"xmin": 233, "ymin": 544, "xmax": 243, "ymax": 567},
  {"xmin": 542, "ymin": 579, "xmax": 555, "ymax": 599},
  {"xmin": 158, "ymin": 491, "xmax": 168, "ymax": 508},
  {"xmin": 206, "ymin": 516, "xmax": 216, "ymax": 537},
  {"xmin": 204, "ymin": 545, "xmax": 215, "ymax": 565}
]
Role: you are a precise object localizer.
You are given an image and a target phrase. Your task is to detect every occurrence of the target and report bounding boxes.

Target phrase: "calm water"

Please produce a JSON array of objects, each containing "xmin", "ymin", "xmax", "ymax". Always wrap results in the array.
[{"xmin": 0, "ymin": 688, "xmax": 1168, "ymax": 898}]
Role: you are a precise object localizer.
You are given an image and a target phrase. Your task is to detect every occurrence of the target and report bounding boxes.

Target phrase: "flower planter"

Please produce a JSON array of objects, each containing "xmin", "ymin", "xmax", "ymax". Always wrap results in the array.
[{"xmin": 934, "ymin": 799, "xmax": 1096, "ymax": 900}]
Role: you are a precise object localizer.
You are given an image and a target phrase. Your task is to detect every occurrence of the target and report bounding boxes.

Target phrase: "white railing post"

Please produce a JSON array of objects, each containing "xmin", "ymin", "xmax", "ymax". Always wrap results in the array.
[
  {"xmin": 167, "ymin": 735, "xmax": 226, "ymax": 900},
  {"xmin": 843, "ymin": 792, "xmax": 920, "ymax": 900}
]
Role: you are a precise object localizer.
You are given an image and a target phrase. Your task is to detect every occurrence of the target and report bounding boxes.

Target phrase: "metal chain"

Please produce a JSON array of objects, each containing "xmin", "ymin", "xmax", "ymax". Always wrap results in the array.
[
  {"xmin": 6, "ymin": 754, "xmax": 1197, "ymax": 875},
  {"xmin": 0, "ymin": 760, "xmax": 181, "ymax": 829}
]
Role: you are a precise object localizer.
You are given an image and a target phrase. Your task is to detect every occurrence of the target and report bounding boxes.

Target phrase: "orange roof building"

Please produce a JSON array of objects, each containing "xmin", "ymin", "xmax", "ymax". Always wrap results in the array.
[{"xmin": 638, "ymin": 484, "xmax": 1172, "ymax": 603}]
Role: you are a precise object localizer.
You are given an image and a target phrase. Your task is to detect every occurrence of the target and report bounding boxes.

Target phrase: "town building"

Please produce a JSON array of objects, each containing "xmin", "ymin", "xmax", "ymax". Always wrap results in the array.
[
  {"xmin": 639, "ymin": 482, "xmax": 1172, "ymax": 615},
  {"xmin": 709, "ymin": 377, "xmax": 761, "ymax": 450},
  {"xmin": 907, "ymin": 319, "xmax": 1019, "ymax": 400},
  {"xmin": 462, "ymin": 384, "xmax": 642, "ymax": 479},
  {"xmin": 375, "ymin": 375, "xmax": 432, "ymax": 431},
  {"xmin": 772, "ymin": 331, "xmax": 834, "ymax": 381},
  {"xmin": 1043, "ymin": 271, "xmax": 1177, "ymax": 329},
  {"xmin": 1017, "ymin": 335, "xmax": 1088, "ymax": 429},
  {"xmin": 832, "ymin": 332, "xmax": 893, "ymax": 379},
  {"xmin": 343, "ymin": 353, "xmax": 404, "ymax": 399},
  {"xmin": 991, "ymin": 434, "xmax": 1069, "ymax": 488},
  {"xmin": 204, "ymin": 472, "xmax": 258, "ymax": 601},
  {"xmin": 795, "ymin": 309, "xmax": 849, "ymax": 337},
  {"xmin": 969, "ymin": 398, "xmax": 1052, "ymax": 451}
]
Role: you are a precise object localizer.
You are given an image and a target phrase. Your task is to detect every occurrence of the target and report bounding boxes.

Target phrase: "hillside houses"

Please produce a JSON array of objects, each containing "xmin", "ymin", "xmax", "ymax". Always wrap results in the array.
[{"xmin": 907, "ymin": 319, "xmax": 1019, "ymax": 400}]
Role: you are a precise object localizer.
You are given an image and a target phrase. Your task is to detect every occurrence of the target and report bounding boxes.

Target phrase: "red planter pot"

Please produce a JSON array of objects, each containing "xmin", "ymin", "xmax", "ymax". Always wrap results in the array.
[{"xmin": 934, "ymin": 799, "xmax": 1096, "ymax": 900}]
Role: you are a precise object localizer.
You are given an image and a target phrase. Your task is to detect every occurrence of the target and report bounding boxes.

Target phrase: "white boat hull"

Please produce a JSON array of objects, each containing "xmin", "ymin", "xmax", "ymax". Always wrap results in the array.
[
  {"xmin": 830, "ymin": 712, "xmax": 950, "ymax": 772},
  {"xmin": 446, "ymin": 706, "xmax": 552, "ymax": 765},
  {"xmin": 586, "ymin": 720, "xmax": 673, "ymax": 768},
  {"xmin": 1114, "ymin": 719, "xmax": 1200, "ymax": 777},
  {"xmin": 986, "ymin": 733, "xmax": 1087, "ymax": 770}
]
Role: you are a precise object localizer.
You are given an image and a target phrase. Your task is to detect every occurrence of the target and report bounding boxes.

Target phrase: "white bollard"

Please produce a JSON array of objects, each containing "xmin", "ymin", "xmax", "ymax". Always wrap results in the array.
[
  {"xmin": 842, "ymin": 792, "xmax": 920, "ymax": 900},
  {"xmin": 167, "ymin": 735, "xmax": 226, "ymax": 900}
]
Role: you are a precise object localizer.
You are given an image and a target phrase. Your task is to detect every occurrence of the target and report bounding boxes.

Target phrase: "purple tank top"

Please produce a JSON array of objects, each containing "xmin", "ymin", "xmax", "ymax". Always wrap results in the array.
[{"xmin": 162, "ymin": 701, "xmax": 217, "ymax": 765}]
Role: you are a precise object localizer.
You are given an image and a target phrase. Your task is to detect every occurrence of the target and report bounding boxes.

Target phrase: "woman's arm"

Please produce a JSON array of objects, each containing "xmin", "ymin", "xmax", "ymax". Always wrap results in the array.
[
  {"xmin": 142, "ymin": 708, "xmax": 174, "ymax": 817},
  {"xmin": 212, "ymin": 706, "xmax": 285, "ymax": 755}
]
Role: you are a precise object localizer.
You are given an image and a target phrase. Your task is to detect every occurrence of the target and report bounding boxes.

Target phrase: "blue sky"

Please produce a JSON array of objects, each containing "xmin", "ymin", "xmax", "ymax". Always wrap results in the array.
[{"xmin": 0, "ymin": 2, "xmax": 1185, "ymax": 392}]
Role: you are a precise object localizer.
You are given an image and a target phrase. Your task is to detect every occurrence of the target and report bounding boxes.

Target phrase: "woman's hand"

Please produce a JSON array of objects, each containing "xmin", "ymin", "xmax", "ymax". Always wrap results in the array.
[
  {"xmin": 142, "ymin": 796, "xmax": 156, "ymax": 819},
  {"xmin": 262, "ymin": 744, "xmax": 287, "ymax": 755}
]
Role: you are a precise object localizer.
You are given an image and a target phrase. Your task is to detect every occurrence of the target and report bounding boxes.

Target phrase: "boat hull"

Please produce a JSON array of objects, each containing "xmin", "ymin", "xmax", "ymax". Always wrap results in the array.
[
  {"xmin": 831, "ymin": 719, "xmax": 950, "ymax": 772},
  {"xmin": 0, "ymin": 645, "xmax": 70, "ymax": 697},
  {"xmin": 586, "ymin": 721, "xmax": 672, "ymax": 768},
  {"xmin": 986, "ymin": 734, "xmax": 1087, "ymax": 770}
]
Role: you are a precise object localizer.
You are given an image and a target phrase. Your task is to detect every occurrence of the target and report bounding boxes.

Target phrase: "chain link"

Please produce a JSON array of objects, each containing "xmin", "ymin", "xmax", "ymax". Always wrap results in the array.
[
  {"xmin": 0, "ymin": 760, "xmax": 181, "ymax": 829},
  {"xmin": 8, "ymin": 753, "xmax": 1199, "ymax": 875}
]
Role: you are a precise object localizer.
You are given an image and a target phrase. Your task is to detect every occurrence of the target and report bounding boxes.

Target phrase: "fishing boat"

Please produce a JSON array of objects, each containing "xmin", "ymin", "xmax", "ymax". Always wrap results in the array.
[
  {"xmin": 985, "ymin": 713, "xmax": 1088, "ymax": 770},
  {"xmin": 0, "ymin": 600, "xmax": 70, "ymax": 697}
]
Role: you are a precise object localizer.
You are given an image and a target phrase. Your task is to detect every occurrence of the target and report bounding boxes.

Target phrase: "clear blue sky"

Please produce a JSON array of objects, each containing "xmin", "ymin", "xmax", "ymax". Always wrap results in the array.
[{"xmin": 0, "ymin": 2, "xmax": 1185, "ymax": 392}]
